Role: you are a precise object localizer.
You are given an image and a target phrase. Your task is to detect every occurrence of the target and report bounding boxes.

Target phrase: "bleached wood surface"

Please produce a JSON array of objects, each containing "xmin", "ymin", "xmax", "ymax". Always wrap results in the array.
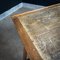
[{"xmin": 13, "ymin": 3, "xmax": 60, "ymax": 60}]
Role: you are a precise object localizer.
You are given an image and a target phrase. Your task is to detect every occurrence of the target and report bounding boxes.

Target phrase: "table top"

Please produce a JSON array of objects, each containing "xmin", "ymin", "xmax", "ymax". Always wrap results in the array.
[{"xmin": 12, "ymin": 3, "xmax": 60, "ymax": 60}]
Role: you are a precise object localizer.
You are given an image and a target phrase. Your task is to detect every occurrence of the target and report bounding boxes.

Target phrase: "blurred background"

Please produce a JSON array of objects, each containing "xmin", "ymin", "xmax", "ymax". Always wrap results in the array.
[
  {"xmin": 0, "ymin": 0, "xmax": 60, "ymax": 14},
  {"xmin": 0, "ymin": 0, "xmax": 60, "ymax": 60}
]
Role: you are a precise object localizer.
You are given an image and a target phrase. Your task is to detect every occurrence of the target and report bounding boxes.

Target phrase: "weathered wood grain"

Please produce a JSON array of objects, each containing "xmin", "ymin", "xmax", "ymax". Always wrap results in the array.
[{"xmin": 12, "ymin": 3, "xmax": 60, "ymax": 60}]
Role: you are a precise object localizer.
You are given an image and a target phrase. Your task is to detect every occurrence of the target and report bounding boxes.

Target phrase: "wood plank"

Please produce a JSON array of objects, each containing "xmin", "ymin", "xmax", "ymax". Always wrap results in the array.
[
  {"xmin": 12, "ymin": 3, "xmax": 60, "ymax": 60},
  {"xmin": 12, "ymin": 17, "xmax": 42, "ymax": 60}
]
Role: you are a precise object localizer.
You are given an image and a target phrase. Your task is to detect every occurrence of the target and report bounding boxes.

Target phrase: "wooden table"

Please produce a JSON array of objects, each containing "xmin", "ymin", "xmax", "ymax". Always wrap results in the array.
[{"xmin": 12, "ymin": 3, "xmax": 60, "ymax": 60}]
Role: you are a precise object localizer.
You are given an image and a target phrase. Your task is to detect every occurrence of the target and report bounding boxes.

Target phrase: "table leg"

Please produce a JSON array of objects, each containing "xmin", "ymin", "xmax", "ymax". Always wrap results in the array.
[
  {"xmin": 23, "ymin": 48, "xmax": 31, "ymax": 60},
  {"xmin": 23, "ymin": 48, "xmax": 27, "ymax": 60}
]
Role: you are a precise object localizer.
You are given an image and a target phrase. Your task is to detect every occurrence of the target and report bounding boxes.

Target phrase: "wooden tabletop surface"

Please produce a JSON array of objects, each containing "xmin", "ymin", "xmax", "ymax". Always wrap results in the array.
[{"xmin": 12, "ymin": 3, "xmax": 60, "ymax": 60}]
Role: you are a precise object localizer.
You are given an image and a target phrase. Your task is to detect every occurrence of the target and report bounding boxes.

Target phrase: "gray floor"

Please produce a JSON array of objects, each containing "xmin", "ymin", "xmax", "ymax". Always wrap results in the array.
[
  {"xmin": 0, "ymin": 8, "xmax": 32, "ymax": 60},
  {"xmin": 0, "ymin": 3, "xmax": 43, "ymax": 60}
]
